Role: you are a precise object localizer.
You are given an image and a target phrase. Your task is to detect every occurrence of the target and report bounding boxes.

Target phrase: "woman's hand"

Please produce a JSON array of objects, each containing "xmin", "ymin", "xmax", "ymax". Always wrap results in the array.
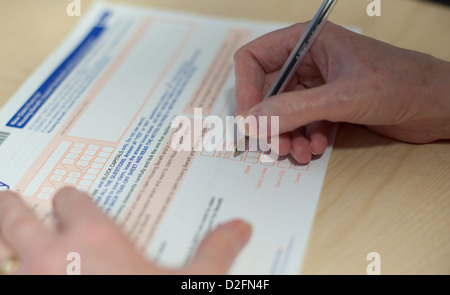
[
  {"xmin": 234, "ymin": 22, "xmax": 450, "ymax": 164},
  {"xmin": 0, "ymin": 188, "xmax": 251, "ymax": 275}
]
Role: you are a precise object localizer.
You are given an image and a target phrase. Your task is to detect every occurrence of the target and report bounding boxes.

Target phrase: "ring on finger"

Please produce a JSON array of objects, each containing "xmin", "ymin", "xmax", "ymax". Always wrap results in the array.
[{"xmin": 0, "ymin": 256, "xmax": 20, "ymax": 275}]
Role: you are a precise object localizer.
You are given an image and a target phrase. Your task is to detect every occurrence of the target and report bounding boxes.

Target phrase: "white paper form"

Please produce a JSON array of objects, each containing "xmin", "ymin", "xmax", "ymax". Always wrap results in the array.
[{"xmin": 0, "ymin": 2, "xmax": 343, "ymax": 274}]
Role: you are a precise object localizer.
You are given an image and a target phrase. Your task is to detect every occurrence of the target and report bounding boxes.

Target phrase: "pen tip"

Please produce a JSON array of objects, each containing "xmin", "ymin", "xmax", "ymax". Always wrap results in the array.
[{"xmin": 234, "ymin": 136, "xmax": 248, "ymax": 157}]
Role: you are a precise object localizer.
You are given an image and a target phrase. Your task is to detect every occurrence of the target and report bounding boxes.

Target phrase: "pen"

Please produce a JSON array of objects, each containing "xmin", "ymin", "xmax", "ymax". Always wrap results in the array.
[{"xmin": 234, "ymin": 0, "xmax": 338, "ymax": 157}]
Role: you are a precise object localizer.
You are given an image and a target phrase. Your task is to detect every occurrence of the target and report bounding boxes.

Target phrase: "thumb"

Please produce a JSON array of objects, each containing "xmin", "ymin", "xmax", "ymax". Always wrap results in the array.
[
  {"xmin": 246, "ymin": 82, "xmax": 353, "ymax": 137},
  {"xmin": 53, "ymin": 187, "xmax": 109, "ymax": 230},
  {"xmin": 186, "ymin": 220, "xmax": 252, "ymax": 274}
]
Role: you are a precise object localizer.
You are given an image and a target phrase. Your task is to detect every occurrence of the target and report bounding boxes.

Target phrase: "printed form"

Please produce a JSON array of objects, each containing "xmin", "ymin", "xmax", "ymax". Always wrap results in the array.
[{"xmin": 0, "ymin": 2, "xmax": 338, "ymax": 274}]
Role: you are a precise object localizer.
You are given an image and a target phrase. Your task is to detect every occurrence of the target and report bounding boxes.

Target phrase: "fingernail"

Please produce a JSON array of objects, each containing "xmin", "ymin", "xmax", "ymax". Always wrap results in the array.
[
  {"xmin": 310, "ymin": 144, "xmax": 324, "ymax": 156},
  {"xmin": 224, "ymin": 220, "xmax": 252, "ymax": 247}
]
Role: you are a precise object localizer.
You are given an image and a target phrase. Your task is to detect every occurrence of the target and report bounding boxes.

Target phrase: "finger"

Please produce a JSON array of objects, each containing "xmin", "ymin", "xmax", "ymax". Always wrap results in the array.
[
  {"xmin": 234, "ymin": 47, "xmax": 265, "ymax": 116},
  {"xmin": 186, "ymin": 220, "xmax": 251, "ymax": 274},
  {"xmin": 234, "ymin": 23, "xmax": 312, "ymax": 116},
  {"xmin": 269, "ymin": 133, "xmax": 291, "ymax": 156},
  {"xmin": 290, "ymin": 128, "xmax": 312, "ymax": 164},
  {"xmin": 52, "ymin": 187, "xmax": 108, "ymax": 230},
  {"xmin": 305, "ymin": 121, "xmax": 334, "ymax": 156},
  {"xmin": 246, "ymin": 82, "xmax": 354, "ymax": 136},
  {"xmin": 236, "ymin": 22, "xmax": 312, "ymax": 75},
  {"xmin": 0, "ymin": 191, "xmax": 51, "ymax": 257}
]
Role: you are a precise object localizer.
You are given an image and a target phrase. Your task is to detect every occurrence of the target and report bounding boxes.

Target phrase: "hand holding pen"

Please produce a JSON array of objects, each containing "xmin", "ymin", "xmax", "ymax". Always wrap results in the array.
[
  {"xmin": 234, "ymin": 10, "xmax": 450, "ymax": 164},
  {"xmin": 234, "ymin": 0, "xmax": 337, "ymax": 160}
]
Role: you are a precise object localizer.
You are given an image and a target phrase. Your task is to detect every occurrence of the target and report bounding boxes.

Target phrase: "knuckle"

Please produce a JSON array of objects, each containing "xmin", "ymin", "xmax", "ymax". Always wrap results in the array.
[{"xmin": 233, "ymin": 46, "xmax": 249, "ymax": 63}]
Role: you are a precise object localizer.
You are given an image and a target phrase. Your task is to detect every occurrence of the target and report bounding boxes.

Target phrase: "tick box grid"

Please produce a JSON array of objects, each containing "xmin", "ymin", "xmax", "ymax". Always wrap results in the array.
[{"xmin": 36, "ymin": 142, "xmax": 115, "ymax": 200}]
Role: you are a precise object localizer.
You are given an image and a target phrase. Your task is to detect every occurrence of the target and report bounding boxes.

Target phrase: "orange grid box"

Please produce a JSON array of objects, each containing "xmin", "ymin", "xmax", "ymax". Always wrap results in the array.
[
  {"xmin": 200, "ymin": 149, "xmax": 216, "ymax": 157},
  {"xmin": 260, "ymin": 153, "xmax": 276, "ymax": 166},
  {"xmin": 34, "ymin": 142, "xmax": 115, "ymax": 200},
  {"xmin": 293, "ymin": 163, "xmax": 309, "ymax": 171},
  {"xmin": 244, "ymin": 151, "xmax": 261, "ymax": 164},
  {"xmin": 277, "ymin": 158, "xmax": 292, "ymax": 169},
  {"xmin": 228, "ymin": 151, "xmax": 243, "ymax": 161}
]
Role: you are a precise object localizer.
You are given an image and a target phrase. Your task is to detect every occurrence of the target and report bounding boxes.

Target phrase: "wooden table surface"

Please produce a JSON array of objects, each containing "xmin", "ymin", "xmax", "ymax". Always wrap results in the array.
[{"xmin": 1, "ymin": 0, "xmax": 449, "ymax": 274}]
